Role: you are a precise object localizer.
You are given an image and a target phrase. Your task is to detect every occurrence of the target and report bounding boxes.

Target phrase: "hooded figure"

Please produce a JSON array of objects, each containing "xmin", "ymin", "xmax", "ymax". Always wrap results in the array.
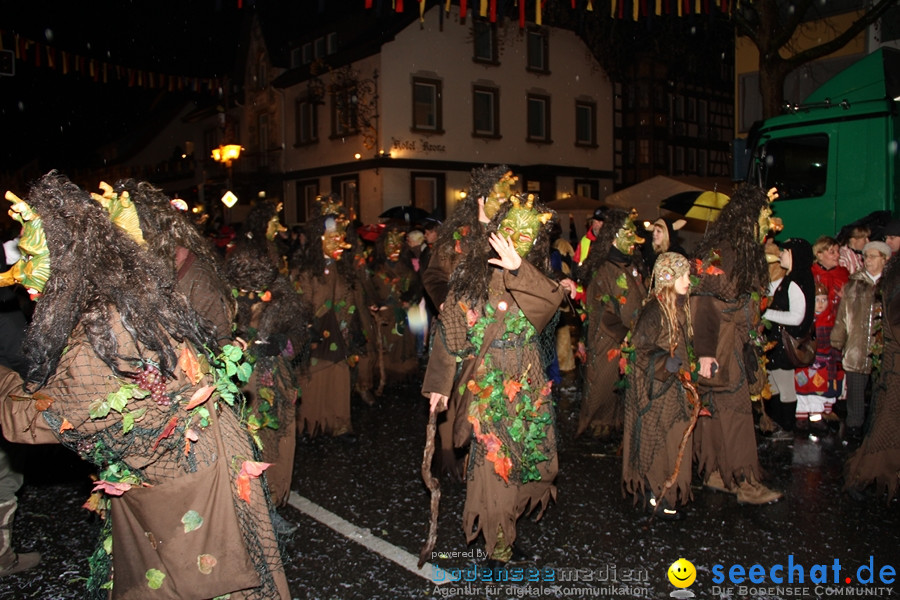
[{"xmin": 622, "ymin": 252, "xmax": 694, "ymax": 519}]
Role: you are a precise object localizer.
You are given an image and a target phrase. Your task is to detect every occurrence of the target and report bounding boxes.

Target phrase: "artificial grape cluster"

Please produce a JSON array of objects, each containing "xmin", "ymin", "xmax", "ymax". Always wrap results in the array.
[{"xmin": 133, "ymin": 364, "xmax": 171, "ymax": 406}]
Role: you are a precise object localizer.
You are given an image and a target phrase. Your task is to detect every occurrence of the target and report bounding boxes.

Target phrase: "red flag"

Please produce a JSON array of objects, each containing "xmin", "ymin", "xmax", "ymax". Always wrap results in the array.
[
  {"xmin": 489, "ymin": 0, "xmax": 496, "ymax": 21},
  {"xmin": 460, "ymin": 0, "xmax": 467, "ymax": 18},
  {"xmin": 519, "ymin": 0, "xmax": 525, "ymax": 28}
]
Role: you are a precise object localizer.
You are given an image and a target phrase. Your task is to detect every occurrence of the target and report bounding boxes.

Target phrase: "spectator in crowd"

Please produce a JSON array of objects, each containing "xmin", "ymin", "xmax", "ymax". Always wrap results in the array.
[
  {"xmin": 761, "ymin": 238, "xmax": 816, "ymax": 439},
  {"xmin": 831, "ymin": 241, "xmax": 891, "ymax": 443},
  {"xmin": 837, "ymin": 223, "xmax": 870, "ymax": 275}
]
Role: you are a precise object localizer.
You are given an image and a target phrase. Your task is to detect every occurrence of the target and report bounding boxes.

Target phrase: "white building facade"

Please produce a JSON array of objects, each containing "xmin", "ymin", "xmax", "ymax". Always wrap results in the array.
[{"xmin": 263, "ymin": 5, "xmax": 613, "ymax": 226}]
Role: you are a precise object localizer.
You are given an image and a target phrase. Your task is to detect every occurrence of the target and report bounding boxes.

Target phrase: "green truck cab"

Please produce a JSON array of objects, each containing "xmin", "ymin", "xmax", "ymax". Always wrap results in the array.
[{"xmin": 742, "ymin": 48, "xmax": 900, "ymax": 241}]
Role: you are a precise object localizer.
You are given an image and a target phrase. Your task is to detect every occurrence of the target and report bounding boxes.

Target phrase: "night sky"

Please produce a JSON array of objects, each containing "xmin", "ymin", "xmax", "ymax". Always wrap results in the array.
[{"xmin": 0, "ymin": 0, "xmax": 245, "ymax": 171}]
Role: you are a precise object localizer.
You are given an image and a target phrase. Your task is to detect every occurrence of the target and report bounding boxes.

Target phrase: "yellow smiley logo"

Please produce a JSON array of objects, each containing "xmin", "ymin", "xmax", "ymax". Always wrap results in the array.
[{"xmin": 668, "ymin": 558, "xmax": 696, "ymax": 588}]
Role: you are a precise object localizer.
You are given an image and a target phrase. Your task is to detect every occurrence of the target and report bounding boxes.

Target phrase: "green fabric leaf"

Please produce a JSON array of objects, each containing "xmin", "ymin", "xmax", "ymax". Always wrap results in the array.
[
  {"xmin": 182, "ymin": 510, "xmax": 203, "ymax": 533},
  {"xmin": 146, "ymin": 569, "xmax": 165, "ymax": 589}
]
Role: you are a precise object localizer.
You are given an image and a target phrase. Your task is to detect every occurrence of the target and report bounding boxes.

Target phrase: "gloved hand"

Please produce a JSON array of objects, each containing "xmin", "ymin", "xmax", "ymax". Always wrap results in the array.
[{"xmin": 665, "ymin": 355, "xmax": 682, "ymax": 373}]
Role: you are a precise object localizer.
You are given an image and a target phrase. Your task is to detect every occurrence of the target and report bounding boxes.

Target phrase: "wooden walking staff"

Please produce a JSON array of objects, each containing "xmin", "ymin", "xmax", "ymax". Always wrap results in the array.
[
  {"xmin": 650, "ymin": 368, "xmax": 708, "ymax": 524},
  {"xmin": 417, "ymin": 408, "xmax": 440, "ymax": 568},
  {"xmin": 373, "ymin": 306, "xmax": 388, "ymax": 396}
]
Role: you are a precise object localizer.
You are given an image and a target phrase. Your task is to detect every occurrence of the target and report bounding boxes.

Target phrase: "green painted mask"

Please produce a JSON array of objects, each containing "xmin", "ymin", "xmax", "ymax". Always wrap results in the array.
[
  {"xmin": 322, "ymin": 217, "xmax": 351, "ymax": 260},
  {"xmin": 498, "ymin": 195, "xmax": 552, "ymax": 257},
  {"xmin": 0, "ymin": 192, "xmax": 51, "ymax": 298},
  {"xmin": 757, "ymin": 206, "xmax": 774, "ymax": 244},
  {"xmin": 482, "ymin": 171, "xmax": 517, "ymax": 220},
  {"xmin": 384, "ymin": 230, "xmax": 405, "ymax": 262},
  {"xmin": 91, "ymin": 181, "xmax": 145, "ymax": 245},
  {"xmin": 613, "ymin": 217, "xmax": 645, "ymax": 255}
]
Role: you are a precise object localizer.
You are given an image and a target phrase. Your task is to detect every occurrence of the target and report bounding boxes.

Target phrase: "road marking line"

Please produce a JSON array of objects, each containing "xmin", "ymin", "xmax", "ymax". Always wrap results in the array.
[{"xmin": 286, "ymin": 491, "xmax": 450, "ymax": 585}]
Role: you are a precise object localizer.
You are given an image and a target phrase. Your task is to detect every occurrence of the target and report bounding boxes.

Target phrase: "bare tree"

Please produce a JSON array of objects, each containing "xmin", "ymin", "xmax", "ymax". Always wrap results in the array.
[{"xmin": 734, "ymin": 0, "xmax": 899, "ymax": 119}]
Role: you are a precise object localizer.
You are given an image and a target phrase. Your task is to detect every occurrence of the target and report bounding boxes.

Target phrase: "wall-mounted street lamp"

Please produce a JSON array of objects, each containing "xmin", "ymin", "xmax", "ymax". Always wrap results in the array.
[
  {"xmin": 211, "ymin": 144, "xmax": 243, "ymax": 167},
  {"xmin": 212, "ymin": 144, "xmax": 243, "ymax": 219}
]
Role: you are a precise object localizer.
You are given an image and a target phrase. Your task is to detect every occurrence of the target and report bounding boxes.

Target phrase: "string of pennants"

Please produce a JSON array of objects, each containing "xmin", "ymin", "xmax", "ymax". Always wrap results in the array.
[
  {"xmin": 0, "ymin": 29, "xmax": 221, "ymax": 93},
  {"xmin": 364, "ymin": 0, "xmax": 738, "ymax": 24}
]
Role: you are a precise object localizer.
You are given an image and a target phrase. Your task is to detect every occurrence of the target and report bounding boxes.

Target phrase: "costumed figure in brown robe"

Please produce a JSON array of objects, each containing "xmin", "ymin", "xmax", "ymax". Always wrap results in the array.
[
  {"xmin": 622, "ymin": 252, "xmax": 695, "ymax": 519},
  {"xmin": 106, "ymin": 179, "xmax": 235, "ymax": 345},
  {"xmin": 691, "ymin": 185, "xmax": 783, "ymax": 505},
  {"xmin": 421, "ymin": 165, "xmax": 516, "ymax": 480},
  {"xmin": 292, "ymin": 196, "xmax": 372, "ymax": 440},
  {"xmin": 423, "ymin": 195, "xmax": 576, "ymax": 568},
  {"xmin": 363, "ymin": 227, "xmax": 423, "ymax": 387},
  {"xmin": 0, "ymin": 172, "xmax": 290, "ymax": 599},
  {"xmin": 844, "ymin": 249, "xmax": 900, "ymax": 502},
  {"xmin": 575, "ymin": 209, "xmax": 647, "ymax": 439},
  {"xmin": 224, "ymin": 201, "xmax": 309, "ymax": 508}
]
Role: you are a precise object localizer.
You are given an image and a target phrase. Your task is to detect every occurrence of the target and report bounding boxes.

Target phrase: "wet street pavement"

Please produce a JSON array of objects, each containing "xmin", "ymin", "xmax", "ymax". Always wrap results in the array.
[{"xmin": 1, "ymin": 369, "xmax": 898, "ymax": 600}]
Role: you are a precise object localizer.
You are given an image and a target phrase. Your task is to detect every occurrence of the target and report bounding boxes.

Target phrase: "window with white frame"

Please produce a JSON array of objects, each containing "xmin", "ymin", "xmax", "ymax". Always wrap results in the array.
[
  {"xmin": 412, "ymin": 77, "xmax": 442, "ymax": 133},
  {"xmin": 526, "ymin": 28, "xmax": 549, "ymax": 73},
  {"xmin": 333, "ymin": 175, "xmax": 360, "ymax": 220},
  {"xmin": 575, "ymin": 100, "xmax": 596, "ymax": 147},
  {"xmin": 295, "ymin": 97, "xmax": 318, "ymax": 146},
  {"xmin": 411, "ymin": 172, "xmax": 445, "ymax": 217},
  {"xmin": 473, "ymin": 20, "xmax": 497, "ymax": 63},
  {"xmin": 296, "ymin": 180, "xmax": 319, "ymax": 222},
  {"xmin": 473, "ymin": 85, "xmax": 500, "ymax": 138},
  {"xmin": 331, "ymin": 84, "xmax": 359, "ymax": 137},
  {"xmin": 526, "ymin": 93, "xmax": 550, "ymax": 143}
]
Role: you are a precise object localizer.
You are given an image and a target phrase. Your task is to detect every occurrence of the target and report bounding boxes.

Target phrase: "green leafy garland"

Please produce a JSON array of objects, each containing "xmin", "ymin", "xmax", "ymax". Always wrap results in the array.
[{"xmin": 462, "ymin": 304, "xmax": 553, "ymax": 484}]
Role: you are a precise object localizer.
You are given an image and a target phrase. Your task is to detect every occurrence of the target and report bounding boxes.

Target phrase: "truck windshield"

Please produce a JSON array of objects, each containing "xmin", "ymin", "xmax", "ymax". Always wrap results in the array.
[{"xmin": 755, "ymin": 134, "xmax": 829, "ymax": 200}]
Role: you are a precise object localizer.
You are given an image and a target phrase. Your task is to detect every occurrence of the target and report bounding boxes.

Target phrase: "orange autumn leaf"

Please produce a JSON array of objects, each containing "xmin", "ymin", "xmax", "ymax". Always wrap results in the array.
[
  {"xmin": 479, "ymin": 384, "xmax": 493, "ymax": 399},
  {"xmin": 260, "ymin": 290, "xmax": 272, "ymax": 302},
  {"xmin": 33, "ymin": 392, "xmax": 54, "ymax": 412},
  {"xmin": 178, "ymin": 346, "xmax": 203, "ymax": 384},
  {"xmin": 466, "ymin": 379, "xmax": 481, "ymax": 395},
  {"xmin": 152, "ymin": 416, "xmax": 179, "ymax": 452},
  {"xmin": 236, "ymin": 461, "xmax": 271, "ymax": 503},
  {"xmin": 503, "ymin": 379, "xmax": 522, "ymax": 403},
  {"xmin": 705, "ymin": 264, "xmax": 725, "ymax": 276},
  {"xmin": 618, "ymin": 296, "xmax": 627, "ymax": 304},
  {"xmin": 58, "ymin": 418, "xmax": 74, "ymax": 433},
  {"xmin": 540, "ymin": 380, "xmax": 553, "ymax": 397},
  {"xmin": 92, "ymin": 479, "xmax": 133, "ymax": 496},
  {"xmin": 491, "ymin": 454, "xmax": 513, "ymax": 483},
  {"xmin": 237, "ymin": 474, "xmax": 252, "ymax": 503},
  {"xmin": 240, "ymin": 460, "xmax": 271, "ymax": 478},
  {"xmin": 618, "ymin": 355, "xmax": 628, "ymax": 374},
  {"xmin": 185, "ymin": 385, "xmax": 214, "ymax": 410},
  {"xmin": 606, "ymin": 348, "xmax": 620, "ymax": 362}
]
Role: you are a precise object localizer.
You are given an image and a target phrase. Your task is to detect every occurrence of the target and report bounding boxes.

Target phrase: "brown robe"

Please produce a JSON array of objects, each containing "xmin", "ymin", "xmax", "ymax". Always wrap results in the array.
[
  {"xmin": 576, "ymin": 255, "xmax": 646, "ymax": 436},
  {"xmin": 293, "ymin": 263, "xmax": 370, "ymax": 437},
  {"xmin": 423, "ymin": 261, "xmax": 565, "ymax": 556},
  {"xmin": 363, "ymin": 258, "xmax": 422, "ymax": 384},
  {"xmin": 0, "ymin": 314, "xmax": 290, "ymax": 599},
  {"xmin": 622, "ymin": 297, "xmax": 693, "ymax": 507},
  {"xmin": 691, "ymin": 244, "xmax": 765, "ymax": 487}
]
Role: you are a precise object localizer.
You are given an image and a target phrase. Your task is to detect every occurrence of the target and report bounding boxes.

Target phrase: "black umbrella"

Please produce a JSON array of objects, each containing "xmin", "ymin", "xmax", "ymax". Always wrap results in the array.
[{"xmin": 378, "ymin": 205, "xmax": 432, "ymax": 224}]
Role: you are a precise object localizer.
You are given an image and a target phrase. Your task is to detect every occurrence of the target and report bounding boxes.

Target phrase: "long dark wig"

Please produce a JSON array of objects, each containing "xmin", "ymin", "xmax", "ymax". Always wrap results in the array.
[
  {"xmin": 21, "ymin": 171, "xmax": 216, "ymax": 390},
  {"xmin": 433, "ymin": 164, "xmax": 510, "ymax": 265},
  {"xmin": 693, "ymin": 185, "xmax": 769, "ymax": 296},
  {"xmin": 447, "ymin": 200, "xmax": 554, "ymax": 307},
  {"xmin": 224, "ymin": 239, "xmax": 310, "ymax": 360},
  {"xmin": 113, "ymin": 179, "xmax": 221, "ymax": 273}
]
